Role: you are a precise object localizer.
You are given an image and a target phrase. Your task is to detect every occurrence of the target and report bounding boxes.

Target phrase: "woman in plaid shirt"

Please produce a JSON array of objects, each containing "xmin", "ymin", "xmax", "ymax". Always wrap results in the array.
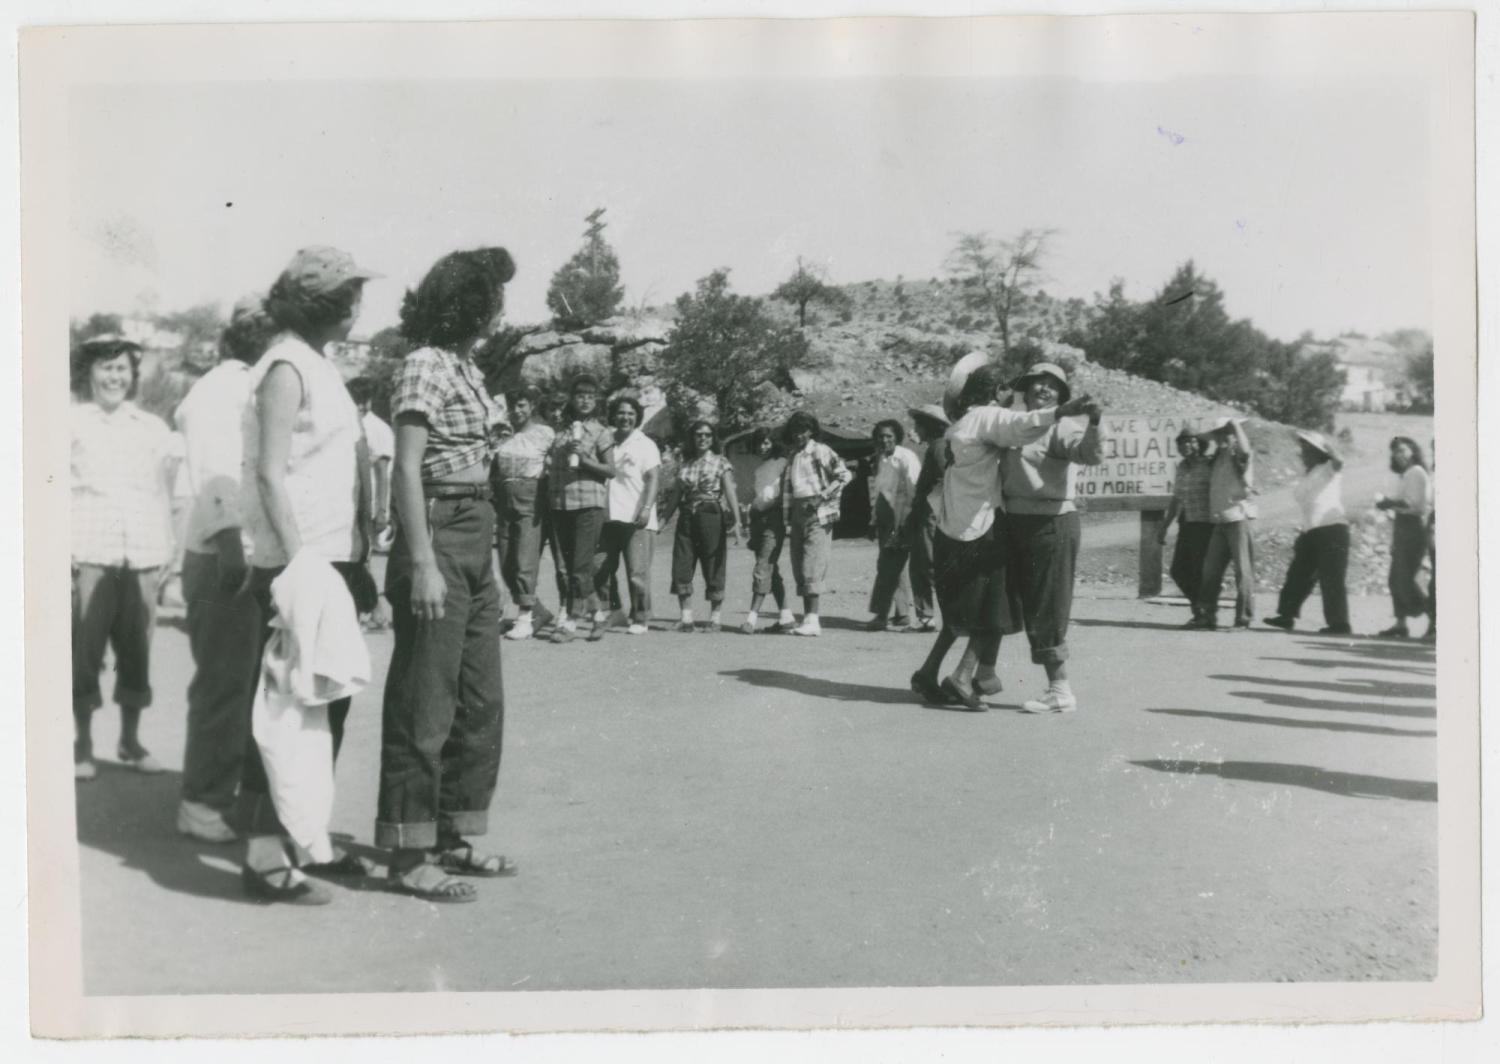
[
  {"xmin": 665, "ymin": 420, "xmax": 739, "ymax": 632},
  {"xmin": 377, "ymin": 247, "xmax": 517, "ymax": 904},
  {"xmin": 780, "ymin": 411, "xmax": 853, "ymax": 637}
]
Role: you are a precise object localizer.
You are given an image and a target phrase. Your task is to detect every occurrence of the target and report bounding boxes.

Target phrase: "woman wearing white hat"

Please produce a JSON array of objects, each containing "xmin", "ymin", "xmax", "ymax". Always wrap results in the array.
[
  {"xmin": 1263, "ymin": 431, "xmax": 1350, "ymax": 635},
  {"xmin": 998, "ymin": 362, "xmax": 1104, "ymax": 714}
]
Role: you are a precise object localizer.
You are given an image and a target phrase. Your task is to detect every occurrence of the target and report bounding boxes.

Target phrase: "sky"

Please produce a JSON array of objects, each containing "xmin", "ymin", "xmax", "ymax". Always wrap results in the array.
[{"xmin": 69, "ymin": 73, "xmax": 1432, "ymax": 342}]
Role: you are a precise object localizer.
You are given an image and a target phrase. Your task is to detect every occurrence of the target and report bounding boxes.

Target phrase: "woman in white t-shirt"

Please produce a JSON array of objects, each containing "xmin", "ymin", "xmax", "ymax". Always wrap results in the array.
[
  {"xmin": 1264, "ymin": 431, "xmax": 1351, "ymax": 635},
  {"xmin": 740, "ymin": 427, "xmax": 796, "ymax": 634},
  {"xmin": 1375, "ymin": 435, "xmax": 1433, "ymax": 638},
  {"xmin": 593, "ymin": 395, "xmax": 660, "ymax": 635}
]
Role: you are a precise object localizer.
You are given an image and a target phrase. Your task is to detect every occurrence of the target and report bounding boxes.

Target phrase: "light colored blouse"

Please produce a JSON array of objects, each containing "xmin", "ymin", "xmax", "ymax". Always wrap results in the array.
[
  {"xmin": 1390, "ymin": 464, "xmax": 1432, "ymax": 520},
  {"xmin": 241, "ymin": 334, "xmax": 361, "ymax": 568},
  {"xmin": 1293, "ymin": 462, "xmax": 1347, "ymax": 530},
  {"xmin": 71, "ymin": 400, "xmax": 176, "ymax": 569}
]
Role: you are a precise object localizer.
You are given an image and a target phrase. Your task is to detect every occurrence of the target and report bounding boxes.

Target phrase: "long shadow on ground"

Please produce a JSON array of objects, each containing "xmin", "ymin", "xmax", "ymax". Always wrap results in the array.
[
  {"xmin": 1147, "ymin": 707, "xmax": 1436, "ymax": 738},
  {"xmin": 1210, "ymin": 674, "xmax": 1436, "ymax": 701},
  {"xmin": 718, "ymin": 668, "xmax": 915, "ymax": 705},
  {"xmin": 1295, "ymin": 638, "xmax": 1435, "ymax": 665},
  {"xmin": 1227, "ymin": 689, "xmax": 1435, "ymax": 719},
  {"xmin": 1129, "ymin": 759, "xmax": 1437, "ymax": 801},
  {"xmin": 1260, "ymin": 656, "xmax": 1434, "ymax": 676}
]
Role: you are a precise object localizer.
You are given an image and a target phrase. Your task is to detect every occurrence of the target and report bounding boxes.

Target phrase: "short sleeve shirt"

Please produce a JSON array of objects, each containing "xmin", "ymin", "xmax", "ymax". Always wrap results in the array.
[
  {"xmin": 494, "ymin": 422, "xmax": 555, "ymax": 481},
  {"xmin": 606, "ymin": 429, "xmax": 662, "ymax": 529},
  {"xmin": 362, "ymin": 411, "xmax": 395, "ymax": 463},
  {"xmin": 1171, "ymin": 456, "xmax": 1213, "ymax": 523},
  {"xmin": 678, "ymin": 453, "xmax": 732, "ymax": 508},
  {"xmin": 71, "ymin": 401, "xmax": 176, "ymax": 569},
  {"xmin": 391, "ymin": 346, "xmax": 503, "ymax": 481},
  {"xmin": 548, "ymin": 419, "xmax": 613, "ymax": 511}
]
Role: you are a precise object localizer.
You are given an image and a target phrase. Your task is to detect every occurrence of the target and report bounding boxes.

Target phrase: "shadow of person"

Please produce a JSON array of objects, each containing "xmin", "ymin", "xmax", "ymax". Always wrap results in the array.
[
  {"xmin": 718, "ymin": 668, "xmax": 916, "ymax": 705},
  {"xmin": 1072, "ymin": 617, "xmax": 1199, "ymax": 633},
  {"xmin": 1145, "ymin": 707, "xmax": 1436, "ymax": 738},
  {"xmin": 1294, "ymin": 638, "xmax": 1435, "ymax": 664},
  {"xmin": 1128, "ymin": 758, "xmax": 1437, "ymax": 801},
  {"xmin": 1226, "ymin": 689, "xmax": 1435, "ymax": 719},
  {"xmin": 1209, "ymin": 674, "xmax": 1436, "ymax": 701},
  {"xmin": 1259, "ymin": 656, "xmax": 1433, "ymax": 676},
  {"xmin": 74, "ymin": 762, "xmax": 260, "ymax": 905}
]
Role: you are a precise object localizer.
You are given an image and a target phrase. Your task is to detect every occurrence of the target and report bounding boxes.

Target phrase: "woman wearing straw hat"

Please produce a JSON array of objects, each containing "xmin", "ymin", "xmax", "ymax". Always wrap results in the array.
[
  {"xmin": 1264, "ymin": 431, "xmax": 1351, "ymax": 635},
  {"xmin": 998, "ymin": 362, "xmax": 1104, "ymax": 715},
  {"xmin": 905, "ymin": 404, "xmax": 949, "ymax": 633}
]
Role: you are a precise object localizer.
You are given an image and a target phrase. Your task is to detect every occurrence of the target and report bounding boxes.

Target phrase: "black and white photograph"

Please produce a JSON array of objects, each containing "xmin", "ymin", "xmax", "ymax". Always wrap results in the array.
[{"xmin": 16, "ymin": 5, "xmax": 1484, "ymax": 1044}]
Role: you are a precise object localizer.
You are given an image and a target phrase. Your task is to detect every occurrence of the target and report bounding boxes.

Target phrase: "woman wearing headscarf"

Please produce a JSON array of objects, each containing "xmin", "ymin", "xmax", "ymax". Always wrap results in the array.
[
  {"xmin": 545, "ymin": 375, "xmax": 614, "ymax": 642},
  {"xmin": 667, "ymin": 420, "xmax": 739, "ymax": 631},
  {"xmin": 493, "ymin": 385, "xmax": 555, "ymax": 641},
  {"xmin": 1157, "ymin": 426, "xmax": 1214, "ymax": 624},
  {"xmin": 1264, "ymin": 431, "xmax": 1350, "ymax": 635},
  {"xmin": 593, "ymin": 395, "xmax": 660, "ymax": 635},
  {"xmin": 864, "ymin": 419, "xmax": 923, "ymax": 632},
  {"xmin": 999, "ymin": 362, "xmax": 1104, "ymax": 715},
  {"xmin": 375, "ymin": 247, "xmax": 518, "ymax": 903},
  {"xmin": 905, "ymin": 404, "xmax": 949, "ymax": 633},
  {"xmin": 740, "ymin": 427, "xmax": 796, "ymax": 634},
  {"xmin": 239, "ymin": 246, "xmax": 381, "ymax": 903},
  {"xmin": 71, "ymin": 332, "xmax": 178, "ymax": 781},
  {"xmin": 1375, "ymin": 435, "xmax": 1433, "ymax": 639}
]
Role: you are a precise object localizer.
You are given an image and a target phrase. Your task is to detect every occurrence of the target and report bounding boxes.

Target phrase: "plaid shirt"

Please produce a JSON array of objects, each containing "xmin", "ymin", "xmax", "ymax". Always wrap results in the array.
[
  {"xmin": 494, "ymin": 422, "xmax": 555, "ymax": 480},
  {"xmin": 391, "ymin": 346, "xmax": 504, "ymax": 481},
  {"xmin": 783, "ymin": 438, "xmax": 853, "ymax": 527},
  {"xmin": 547, "ymin": 418, "xmax": 613, "ymax": 511},
  {"xmin": 71, "ymin": 400, "xmax": 177, "ymax": 569},
  {"xmin": 677, "ymin": 452, "xmax": 732, "ymax": 508},
  {"xmin": 1171, "ymin": 455, "xmax": 1213, "ymax": 523}
]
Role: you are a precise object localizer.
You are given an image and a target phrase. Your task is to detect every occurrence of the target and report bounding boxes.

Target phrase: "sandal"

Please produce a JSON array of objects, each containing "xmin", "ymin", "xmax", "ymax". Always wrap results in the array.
[
  {"xmin": 910, "ymin": 670, "xmax": 947, "ymax": 705},
  {"xmin": 388, "ymin": 862, "xmax": 477, "ymax": 904},
  {"xmin": 300, "ymin": 850, "xmax": 371, "ymax": 879},
  {"xmin": 939, "ymin": 676, "xmax": 984, "ymax": 712},
  {"xmin": 241, "ymin": 864, "xmax": 333, "ymax": 906},
  {"xmin": 432, "ymin": 841, "xmax": 518, "ymax": 878}
]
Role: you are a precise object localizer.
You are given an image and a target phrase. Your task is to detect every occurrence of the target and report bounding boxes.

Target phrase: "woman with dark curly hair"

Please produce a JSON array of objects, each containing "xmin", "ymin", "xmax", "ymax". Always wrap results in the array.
[
  {"xmin": 592, "ymin": 394, "xmax": 661, "ymax": 635},
  {"xmin": 1375, "ymin": 435, "xmax": 1433, "ymax": 639},
  {"xmin": 864, "ymin": 418, "xmax": 922, "ymax": 632},
  {"xmin": 377, "ymin": 246, "xmax": 518, "ymax": 903},
  {"xmin": 544, "ymin": 374, "xmax": 615, "ymax": 642},
  {"xmin": 666, "ymin": 420, "xmax": 739, "ymax": 632},
  {"xmin": 238, "ymin": 246, "xmax": 380, "ymax": 904}
]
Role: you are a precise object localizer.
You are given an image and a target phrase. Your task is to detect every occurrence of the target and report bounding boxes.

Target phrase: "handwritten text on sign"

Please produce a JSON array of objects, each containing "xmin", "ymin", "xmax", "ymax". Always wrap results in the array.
[{"xmin": 1072, "ymin": 414, "xmax": 1216, "ymax": 498}]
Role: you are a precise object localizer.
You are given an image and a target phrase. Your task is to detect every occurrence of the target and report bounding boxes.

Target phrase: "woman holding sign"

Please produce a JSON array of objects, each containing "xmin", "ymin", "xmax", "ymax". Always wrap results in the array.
[{"xmin": 998, "ymin": 362, "xmax": 1103, "ymax": 715}]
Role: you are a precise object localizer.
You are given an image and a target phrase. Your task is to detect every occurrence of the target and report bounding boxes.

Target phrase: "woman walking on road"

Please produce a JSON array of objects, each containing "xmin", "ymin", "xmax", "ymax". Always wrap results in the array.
[
  {"xmin": 863, "ymin": 419, "xmax": 922, "ymax": 632},
  {"xmin": 71, "ymin": 332, "xmax": 179, "ymax": 781},
  {"xmin": 493, "ymin": 386, "xmax": 554, "ymax": 641},
  {"xmin": 998, "ymin": 362, "xmax": 1104, "ymax": 715},
  {"xmin": 377, "ymin": 247, "xmax": 518, "ymax": 903},
  {"xmin": 666, "ymin": 420, "xmax": 739, "ymax": 632},
  {"xmin": 1375, "ymin": 435, "xmax": 1433, "ymax": 639},
  {"xmin": 740, "ymin": 427, "xmax": 796, "ymax": 634},
  {"xmin": 1158, "ymin": 427, "xmax": 1214, "ymax": 622},
  {"xmin": 238, "ymin": 246, "xmax": 381, "ymax": 904},
  {"xmin": 1263, "ymin": 431, "xmax": 1351, "ymax": 635}
]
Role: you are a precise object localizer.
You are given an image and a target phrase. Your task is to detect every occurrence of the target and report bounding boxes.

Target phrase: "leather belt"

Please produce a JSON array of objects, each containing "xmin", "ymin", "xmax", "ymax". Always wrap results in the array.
[{"xmin": 424, "ymin": 482, "xmax": 494, "ymax": 501}]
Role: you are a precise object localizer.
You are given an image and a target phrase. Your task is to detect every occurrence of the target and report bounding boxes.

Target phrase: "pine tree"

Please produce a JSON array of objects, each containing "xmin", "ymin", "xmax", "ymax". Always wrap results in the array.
[{"xmin": 546, "ymin": 208, "xmax": 625, "ymax": 330}]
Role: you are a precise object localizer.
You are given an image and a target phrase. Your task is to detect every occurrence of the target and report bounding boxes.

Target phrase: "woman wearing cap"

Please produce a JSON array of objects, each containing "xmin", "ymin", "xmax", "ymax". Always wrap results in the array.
[
  {"xmin": 740, "ymin": 427, "xmax": 796, "ymax": 634},
  {"xmin": 1374, "ymin": 436, "xmax": 1432, "ymax": 639},
  {"xmin": 999, "ymin": 363, "xmax": 1104, "ymax": 715},
  {"xmin": 1264, "ymin": 432, "xmax": 1350, "ymax": 635},
  {"xmin": 593, "ymin": 395, "xmax": 660, "ymax": 635},
  {"xmin": 864, "ymin": 419, "xmax": 922, "ymax": 631},
  {"xmin": 905, "ymin": 404, "xmax": 950, "ymax": 633},
  {"xmin": 71, "ymin": 333, "xmax": 179, "ymax": 781},
  {"xmin": 781, "ymin": 411, "xmax": 853, "ymax": 637},
  {"xmin": 375, "ymin": 247, "xmax": 518, "ymax": 903},
  {"xmin": 907, "ymin": 358, "xmax": 1092, "ymax": 708},
  {"xmin": 493, "ymin": 386, "xmax": 555, "ymax": 641},
  {"xmin": 667, "ymin": 420, "xmax": 739, "ymax": 632},
  {"xmin": 1158, "ymin": 427, "xmax": 1214, "ymax": 624},
  {"xmin": 239, "ymin": 246, "xmax": 380, "ymax": 903},
  {"xmin": 1191, "ymin": 417, "xmax": 1257, "ymax": 630},
  {"xmin": 545, "ymin": 375, "xmax": 614, "ymax": 643}
]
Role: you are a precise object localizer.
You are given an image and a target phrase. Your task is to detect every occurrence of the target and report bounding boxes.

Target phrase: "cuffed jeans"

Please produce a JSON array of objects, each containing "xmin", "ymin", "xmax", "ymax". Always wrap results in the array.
[
  {"xmin": 748, "ymin": 507, "xmax": 788, "ymax": 604},
  {"xmin": 1277, "ymin": 524, "xmax": 1350, "ymax": 630},
  {"xmin": 236, "ymin": 564, "xmax": 354, "ymax": 837},
  {"xmin": 494, "ymin": 477, "xmax": 544, "ymax": 609},
  {"xmin": 594, "ymin": 521, "xmax": 653, "ymax": 624},
  {"xmin": 72, "ymin": 563, "xmax": 159, "ymax": 716},
  {"xmin": 1198, "ymin": 519, "xmax": 1256, "ymax": 627},
  {"xmin": 553, "ymin": 506, "xmax": 605, "ymax": 621},
  {"xmin": 672, "ymin": 502, "xmax": 728, "ymax": 602},
  {"xmin": 1006, "ymin": 511, "xmax": 1082, "ymax": 666},
  {"xmin": 906, "ymin": 510, "xmax": 937, "ymax": 621},
  {"xmin": 867, "ymin": 497, "xmax": 912, "ymax": 622},
  {"xmin": 1169, "ymin": 521, "xmax": 1213, "ymax": 611},
  {"xmin": 180, "ymin": 550, "xmax": 260, "ymax": 814},
  {"xmin": 1389, "ymin": 513, "xmax": 1430, "ymax": 619},
  {"xmin": 787, "ymin": 499, "xmax": 832, "ymax": 597},
  {"xmin": 377, "ymin": 497, "xmax": 505, "ymax": 849}
]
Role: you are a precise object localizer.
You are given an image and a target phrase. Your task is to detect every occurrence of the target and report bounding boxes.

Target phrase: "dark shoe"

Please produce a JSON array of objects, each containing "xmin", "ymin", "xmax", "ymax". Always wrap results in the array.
[
  {"xmin": 550, "ymin": 625, "xmax": 575, "ymax": 644},
  {"xmin": 587, "ymin": 620, "xmax": 607, "ymax": 642},
  {"xmin": 1318, "ymin": 625, "xmax": 1353, "ymax": 636},
  {"xmin": 117, "ymin": 744, "xmax": 165, "ymax": 774},
  {"xmin": 939, "ymin": 676, "xmax": 984, "ymax": 712},
  {"xmin": 1263, "ymin": 615, "xmax": 1295, "ymax": 631},
  {"xmin": 975, "ymin": 674, "xmax": 1003, "ymax": 696},
  {"xmin": 1421, "ymin": 625, "xmax": 1436, "ymax": 644},
  {"xmin": 864, "ymin": 617, "xmax": 888, "ymax": 632},
  {"xmin": 241, "ymin": 865, "xmax": 334, "ymax": 906},
  {"xmin": 1377, "ymin": 624, "xmax": 1410, "ymax": 639},
  {"xmin": 910, "ymin": 670, "xmax": 947, "ymax": 705},
  {"xmin": 1225, "ymin": 621, "xmax": 1252, "ymax": 633},
  {"xmin": 300, "ymin": 850, "xmax": 371, "ymax": 879},
  {"xmin": 1183, "ymin": 617, "xmax": 1217, "ymax": 630}
]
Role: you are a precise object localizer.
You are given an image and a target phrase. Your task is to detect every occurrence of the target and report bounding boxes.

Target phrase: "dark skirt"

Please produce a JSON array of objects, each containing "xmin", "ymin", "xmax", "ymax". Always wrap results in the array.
[{"xmin": 932, "ymin": 520, "xmax": 1022, "ymax": 636}]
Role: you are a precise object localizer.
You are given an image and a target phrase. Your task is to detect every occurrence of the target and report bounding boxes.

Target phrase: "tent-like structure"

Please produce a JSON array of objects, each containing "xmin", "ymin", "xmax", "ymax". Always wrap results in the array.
[{"xmin": 721, "ymin": 423, "xmax": 876, "ymax": 539}]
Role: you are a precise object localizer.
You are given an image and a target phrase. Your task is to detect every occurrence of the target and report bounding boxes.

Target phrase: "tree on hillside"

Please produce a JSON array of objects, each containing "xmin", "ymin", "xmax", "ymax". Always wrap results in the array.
[
  {"xmin": 1062, "ymin": 280, "xmax": 1143, "ymax": 370},
  {"xmin": 944, "ymin": 228, "xmax": 1055, "ymax": 354},
  {"xmin": 660, "ymin": 269, "xmax": 810, "ymax": 431},
  {"xmin": 154, "ymin": 303, "xmax": 224, "ymax": 354},
  {"xmin": 546, "ymin": 207, "xmax": 625, "ymax": 330},
  {"xmin": 771, "ymin": 257, "xmax": 849, "ymax": 328},
  {"xmin": 1404, "ymin": 342, "xmax": 1435, "ymax": 412}
]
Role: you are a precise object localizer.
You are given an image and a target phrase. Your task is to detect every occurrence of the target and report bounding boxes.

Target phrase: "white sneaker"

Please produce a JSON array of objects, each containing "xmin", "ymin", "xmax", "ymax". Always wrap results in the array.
[
  {"xmin": 791, "ymin": 617, "xmax": 822, "ymax": 637},
  {"xmin": 627, "ymin": 623, "xmax": 649, "ymax": 635},
  {"xmin": 177, "ymin": 800, "xmax": 237, "ymax": 843},
  {"xmin": 505, "ymin": 614, "xmax": 535, "ymax": 641},
  {"xmin": 1020, "ymin": 690, "xmax": 1078, "ymax": 714}
]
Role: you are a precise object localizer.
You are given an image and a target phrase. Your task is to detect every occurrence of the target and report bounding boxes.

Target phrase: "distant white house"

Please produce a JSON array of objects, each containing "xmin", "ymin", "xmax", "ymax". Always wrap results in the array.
[{"xmin": 1298, "ymin": 336, "xmax": 1401, "ymax": 412}]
